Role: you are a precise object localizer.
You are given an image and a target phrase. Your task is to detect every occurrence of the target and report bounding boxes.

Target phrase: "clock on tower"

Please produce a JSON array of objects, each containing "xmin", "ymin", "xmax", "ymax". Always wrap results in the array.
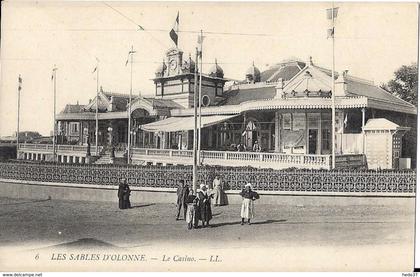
[
  {"xmin": 169, "ymin": 59, "xmax": 178, "ymax": 71},
  {"xmin": 166, "ymin": 47, "xmax": 183, "ymax": 76}
]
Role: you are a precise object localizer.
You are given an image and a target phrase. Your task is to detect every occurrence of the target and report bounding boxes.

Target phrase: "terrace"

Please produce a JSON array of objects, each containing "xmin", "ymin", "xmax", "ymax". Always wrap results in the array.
[{"xmin": 17, "ymin": 143, "xmax": 365, "ymax": 169}]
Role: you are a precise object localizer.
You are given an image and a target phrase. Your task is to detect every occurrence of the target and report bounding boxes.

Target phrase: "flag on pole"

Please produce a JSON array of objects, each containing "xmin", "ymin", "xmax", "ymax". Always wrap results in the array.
[
  {"xmin": 125, "ymin": 49, "xmax": 136, "ymax": 66},
  {"xmin": 327, "ymin": 27, "xmax": 335, "ymax": 38},
  {"xmin": 197, "ymin": 33, "xmax": 205, "ymax": 44},
  {"xmin": 197, "ymin": 33, "xmax": 205, "ymax": 58},
  {"xmin": 18, "ymin": 75, "xmax": 22, "ymax": 91},
  {"xmin": 51, "ymin": 66, "xmax": 57, "ymax": 80},
  {"xmin": 169, "ymin": 12, "xmax": 179, "ymax": 46},
  {"xmin": 326, "ymin": 7, "xmax": 339, "ymax": 20}
]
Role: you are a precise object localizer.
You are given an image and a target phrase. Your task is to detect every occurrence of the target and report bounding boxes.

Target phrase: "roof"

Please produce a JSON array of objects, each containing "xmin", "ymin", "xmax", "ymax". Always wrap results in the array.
[
  {"xmin": 288, "ymin": 71, "xmax": 331, "ymax": 94},
  {"xmin": 102, "ymin": 91, "xmax": 129, "ymax": 111},
  {"xmin": 144, "ymin": 98, "xmax": 183, "ymax": 109},
  {"xmin": 222, "ymin": 85, "xmax": 276, "ymax": 105},
  {"xmin": 61, "ymin": 104, "xmax": 84, "ymax": 114},
  {"xmin": 83, "ymin": 95, "xmax": 109, "ymax": 112},
  {"xmin": 141, "ymin": 114, "xmax": 238, "ymax": 132},
  {"xmin": 363, "ymin": 118, "xmax": 400, "ymax": 130},
  {"xmin": 345, "ymin": 79, "xmax": 413, "ymax": 108},
  {"xmin": 260, "ymin": 61, "xmax": 306, "ymax": 82},
  {"xmin": 102, "ymin": 91, "xmax": 130, "ymax": 98}
]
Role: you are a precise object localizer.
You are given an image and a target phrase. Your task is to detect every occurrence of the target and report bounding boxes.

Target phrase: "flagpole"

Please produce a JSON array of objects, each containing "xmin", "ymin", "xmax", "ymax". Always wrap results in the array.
[
  {"xmin": 198, "ymin": 30, "xmax": 203, "ymax": 165},
  {"xmin": 127, "ymin": 46, "xmax": 135, "ymax": 164},
  {"xmin": 95, "ymin": 61, "xmax": 99, "ymax": 156},
  {"xmin": 52, "ymin": 66, "xmax": 58, "ymax": 163},
  {"xmin": 331, "ymin": 2, "xmax": 336, "ymax": 169},
  {"xmin": 193, "ymin": 47, "xmax": 199, "ymax": 194},
  {"xmin": 17, "ymin": 75, "xmax": 21, "ymax": 153}
]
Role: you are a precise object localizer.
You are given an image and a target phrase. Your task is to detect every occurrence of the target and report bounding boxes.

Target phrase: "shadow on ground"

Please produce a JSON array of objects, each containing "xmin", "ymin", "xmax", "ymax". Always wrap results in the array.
[
  {"xmin": 34, "ymin": 238, "xmax": 121, "ymax": 251},
  {"xmin": 0, "ymin": 198, "xmax": 51, "ymax": 206},
  {"xmin": 130, "ymin": 203, "xmax": 155, "ymax": 209},
  {"xmin": 211, "ymin": 219, "xmax": 287, "ymax": 228}
]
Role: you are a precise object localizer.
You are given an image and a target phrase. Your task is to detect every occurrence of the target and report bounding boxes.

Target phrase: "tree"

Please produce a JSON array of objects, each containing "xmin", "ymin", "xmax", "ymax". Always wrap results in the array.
[
  {"xmin": 17, "ymin": 131, "xmax": 42, "ymax": 142},
  {"xmin": 381, "ymin": 63, "xmax": 418, "ymax": 106}
]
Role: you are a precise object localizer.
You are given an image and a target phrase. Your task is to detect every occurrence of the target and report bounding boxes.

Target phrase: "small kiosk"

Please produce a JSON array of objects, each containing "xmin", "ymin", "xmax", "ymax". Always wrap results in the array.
[{"xmin": 363, "ymin": 118, "xmax": 410, "ymax": 169}]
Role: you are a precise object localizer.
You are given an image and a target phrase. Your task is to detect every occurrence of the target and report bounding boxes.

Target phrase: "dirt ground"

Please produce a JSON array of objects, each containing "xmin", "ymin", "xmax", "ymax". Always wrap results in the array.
[{"xmin": 0, "ymin": 196, "xmax": 415, "ymax": 271}]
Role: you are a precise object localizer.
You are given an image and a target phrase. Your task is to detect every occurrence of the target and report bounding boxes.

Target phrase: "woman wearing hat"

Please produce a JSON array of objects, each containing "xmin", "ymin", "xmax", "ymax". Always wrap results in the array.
[
  {"xmin": 117, "ymin": 178, "xmax": 127, "ymax": 209},
  {"xmin": 239, "ymin": 183, "xmax": 260, "ymax": 225},
  {"xmin": 212, "ymin": 175, "xmax": 228, "ymax": 206},
  {"xmin": 197, "ymin": 183, "xmax": 213, "ymax": 227}
]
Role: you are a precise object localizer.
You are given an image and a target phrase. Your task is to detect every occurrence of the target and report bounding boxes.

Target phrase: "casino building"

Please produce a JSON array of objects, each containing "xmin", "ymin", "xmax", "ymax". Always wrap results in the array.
[{"xmin": 17, "ymin": 47, "xmax": 417, "ymax": 170}]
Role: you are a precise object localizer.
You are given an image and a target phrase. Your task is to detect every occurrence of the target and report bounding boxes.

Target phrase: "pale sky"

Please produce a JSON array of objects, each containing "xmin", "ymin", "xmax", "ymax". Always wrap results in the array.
[{"xmin": 0, "ymin": 1, "xmax": 418, "ymax": 136}]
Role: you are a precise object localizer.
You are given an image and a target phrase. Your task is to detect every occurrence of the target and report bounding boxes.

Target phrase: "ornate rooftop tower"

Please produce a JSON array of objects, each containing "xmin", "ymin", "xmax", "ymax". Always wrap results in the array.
[{"xmin": 153, "ymin": 47, "xmax": 228, "ymax": 108}]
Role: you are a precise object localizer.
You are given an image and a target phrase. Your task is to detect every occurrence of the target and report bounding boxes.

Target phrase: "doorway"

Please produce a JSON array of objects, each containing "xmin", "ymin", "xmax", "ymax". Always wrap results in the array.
[{"xmin": 308, "ymin": 129, "xmax": 318, "ymax": 154}]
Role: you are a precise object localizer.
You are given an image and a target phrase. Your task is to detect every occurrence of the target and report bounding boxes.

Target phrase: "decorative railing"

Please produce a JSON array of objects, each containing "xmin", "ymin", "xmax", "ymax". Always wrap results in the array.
[
  {"xmin": 18, "ymin": 144, "xmax": 365, "ymax": 170},
  {"xmin": 18, "ymin": 143, "xmax": 103, "ymax": 154},
  {"xmin": 0, "ymin": 162, "xmax": 415, "ymax": 194},
  {"xmin": 132, "ymin": 147, "xmax": 332, "ymax": 169}
]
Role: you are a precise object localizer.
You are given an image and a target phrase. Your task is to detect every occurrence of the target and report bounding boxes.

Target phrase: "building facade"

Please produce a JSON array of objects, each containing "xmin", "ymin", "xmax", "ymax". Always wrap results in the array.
[{"xmin": 18, "ymin": 48, "xmax": 417, "ymax": 170}]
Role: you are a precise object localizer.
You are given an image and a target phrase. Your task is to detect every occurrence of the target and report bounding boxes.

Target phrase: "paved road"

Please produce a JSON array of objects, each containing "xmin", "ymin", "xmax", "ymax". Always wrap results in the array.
[{"xmin": 0, "ymin": 196, "xmax": 415, "ymax": 271}]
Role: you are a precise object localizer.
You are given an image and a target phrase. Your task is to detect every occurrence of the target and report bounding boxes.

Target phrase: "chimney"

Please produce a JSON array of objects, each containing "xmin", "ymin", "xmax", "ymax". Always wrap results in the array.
[
  {"xmin": 109, "ymin": 96, "xmax": 115, "ymax": 112},
  {"xmin": 275, "ymin": 78, "xmax": 286, "ymax": 99},
  {"xmin": 335, "ymin": 70, "xmax": 348, "ymax": 96}
]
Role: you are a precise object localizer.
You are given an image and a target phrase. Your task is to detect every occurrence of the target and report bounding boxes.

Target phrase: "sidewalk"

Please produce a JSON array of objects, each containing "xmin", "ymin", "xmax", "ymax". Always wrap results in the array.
[{"xmin": 0, "ymin": 196, "xmax": 415, "ymax": 271}]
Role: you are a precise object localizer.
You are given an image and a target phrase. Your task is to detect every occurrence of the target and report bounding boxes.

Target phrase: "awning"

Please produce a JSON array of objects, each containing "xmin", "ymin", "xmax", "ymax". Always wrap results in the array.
[{"xmin": 140, "ymin": 115, "xmax": 238, "ymax": 132}]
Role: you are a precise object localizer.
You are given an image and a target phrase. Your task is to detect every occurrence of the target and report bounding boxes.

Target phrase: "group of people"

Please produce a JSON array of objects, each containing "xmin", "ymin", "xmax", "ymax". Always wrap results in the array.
[
  {"xmin": 176, "ymin": 175, "xmax": 260, "ymax": 229},
  {"xmin": 176, "ymin": 175, "xmax": 229, "ymax": 229},
  {"xmin": 117, "ymin": 175, "xmax": 261, "ymax": 228},
  {"xmin": 234, "ymin": 140, "xmax": 261, "ymax": 152}
]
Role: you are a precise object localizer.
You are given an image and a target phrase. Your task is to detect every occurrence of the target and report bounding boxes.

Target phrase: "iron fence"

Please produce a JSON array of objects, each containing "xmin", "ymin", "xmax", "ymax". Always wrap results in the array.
[{"xmin": 0, "ymin": 161, "xmax": 415, "ymax": 193}]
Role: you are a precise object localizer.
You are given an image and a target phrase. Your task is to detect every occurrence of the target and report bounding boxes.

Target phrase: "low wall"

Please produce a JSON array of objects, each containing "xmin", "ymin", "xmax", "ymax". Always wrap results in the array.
[
  {"xmin": 0, "ymin": 180, "xmax": 414, "ymax": 207},
  {"xmin": 0, "ymin": 162, "xmax": 415, "ymax": 196}
]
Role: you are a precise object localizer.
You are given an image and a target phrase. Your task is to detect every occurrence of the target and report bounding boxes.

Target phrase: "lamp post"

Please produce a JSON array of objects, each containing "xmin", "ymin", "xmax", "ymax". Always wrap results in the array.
[
  {"xmin": 52, "ymin": 66, "xmax": 58, "ymax": 163},
  {"xmin": 127, "ymin": 46, "xmax": 136, "ymax": 165},
  {"xmin": 107, "ymin": 126, "xmax": 113, "ymax": 146}
]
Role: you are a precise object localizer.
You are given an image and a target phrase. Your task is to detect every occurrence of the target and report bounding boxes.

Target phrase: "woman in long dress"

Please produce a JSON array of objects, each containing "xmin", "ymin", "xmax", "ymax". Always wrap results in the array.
[
  {"xmin": 212, "ymin": 175, "xmax": 228, "ymax": 206},
  {"xmin": 197, "ymin": 184, "xmax": 212, "ymax": 228},
  {"xmin": 117, "ymin": 180, "xmax": 125, "ymax": 209},
  {"xmin": 239, "ymin": 183, "xmax": 260, "ymax": 225},
  {"xmin": 122, "ymin": 183, "xmax": 131, "ymax": 209}
]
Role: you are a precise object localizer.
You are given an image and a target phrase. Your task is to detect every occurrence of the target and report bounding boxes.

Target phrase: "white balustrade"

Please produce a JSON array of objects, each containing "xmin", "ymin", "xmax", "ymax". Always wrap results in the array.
[
  {"xmin": 19, "ymin": 144, "xmax": 356, "ymax": 169},
  {"xmin": 130, "ymin": 147, "xmax": 333, "ymax": 168}
]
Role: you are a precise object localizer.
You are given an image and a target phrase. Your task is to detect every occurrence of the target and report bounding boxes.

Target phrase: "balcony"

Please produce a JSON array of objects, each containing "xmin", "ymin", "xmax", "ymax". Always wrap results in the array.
[
  {"xmin": 131, "ymin": 148, "xmax": 335, "ymax": 170},
  {"xmin": 16, "ymin": 144, "xmax": 365, "ymax": 169},
  {"xmin": 17, "ymin": 143, "xmax": 103, "ymax": 163},
  {"xmin": 18, "ymin": 143, "xmax": 102, "ymax": 154}
]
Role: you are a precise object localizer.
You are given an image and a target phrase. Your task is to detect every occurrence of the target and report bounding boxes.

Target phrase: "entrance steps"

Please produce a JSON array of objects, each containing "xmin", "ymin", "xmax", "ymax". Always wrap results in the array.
[{"xmin": 94, "ymin": 154, "xmax": 113, "ymax": 164}]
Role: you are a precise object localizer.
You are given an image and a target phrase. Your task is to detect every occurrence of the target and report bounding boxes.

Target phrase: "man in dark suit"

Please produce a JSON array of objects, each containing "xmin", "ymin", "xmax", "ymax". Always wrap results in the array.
[{"xmin": 176, "ymin": 180, "xmax": 189, "ymax": 220}]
